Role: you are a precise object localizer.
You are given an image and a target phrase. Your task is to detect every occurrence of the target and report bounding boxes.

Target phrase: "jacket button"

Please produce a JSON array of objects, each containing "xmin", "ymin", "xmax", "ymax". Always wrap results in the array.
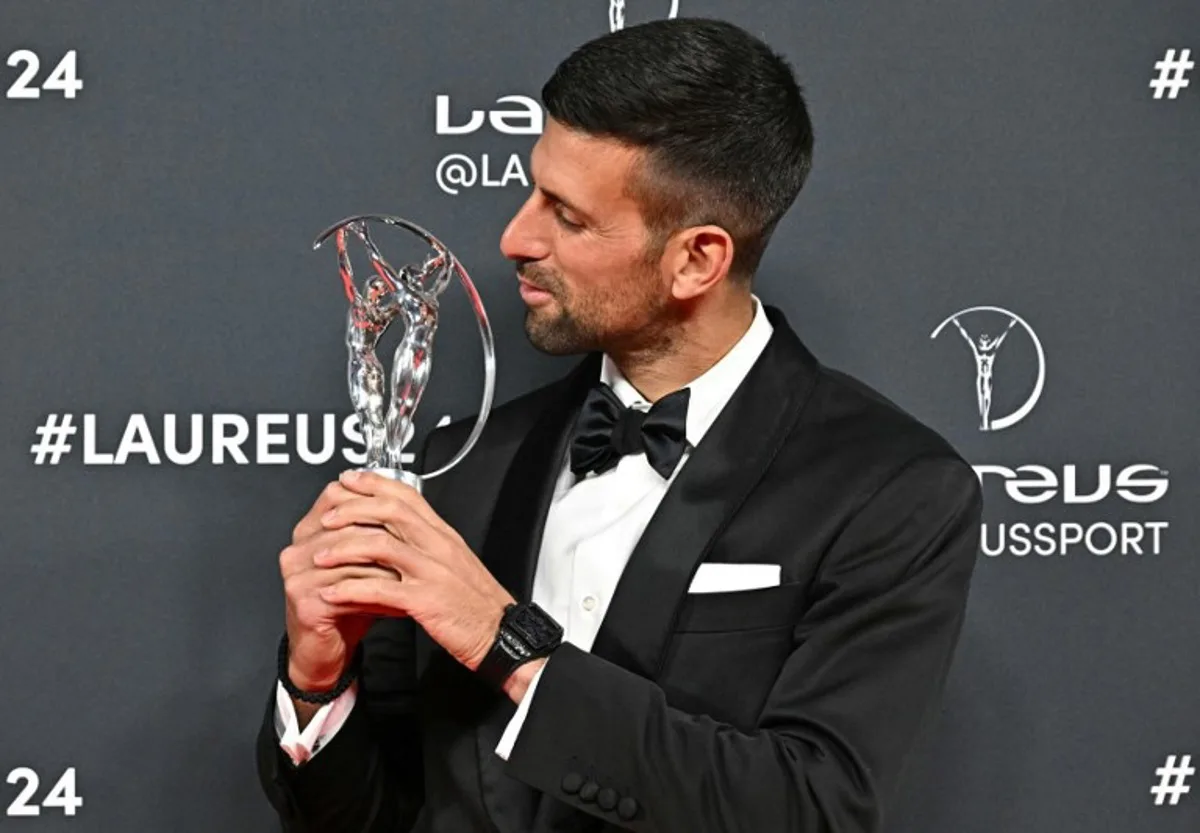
[
  {"xmin": 560, "ymin": 772, "xmax": 584, "ymax": 794},
  {"xmin": 579, "ymin": 780, "xmax": 600, "ymax": 802},
  {"xmin": 617, "ymin": 796, "xmax": 639, "ymax": 820},
  {"xmin": 597, "ymin": 788, "xmax": 618, "ymax": 810}
]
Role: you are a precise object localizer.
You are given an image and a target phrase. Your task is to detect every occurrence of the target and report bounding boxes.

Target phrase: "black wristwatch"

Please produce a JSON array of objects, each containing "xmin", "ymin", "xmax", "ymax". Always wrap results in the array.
[{"xmin": 476, "ymin": 601, "xmax": 564, "ymax": 689}]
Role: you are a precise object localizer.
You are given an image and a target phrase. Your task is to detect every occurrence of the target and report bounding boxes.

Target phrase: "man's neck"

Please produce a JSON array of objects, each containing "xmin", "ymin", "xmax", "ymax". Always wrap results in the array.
[{"xmin": 612, "ymin": 294, "xmax": 756, "ymax": 403}]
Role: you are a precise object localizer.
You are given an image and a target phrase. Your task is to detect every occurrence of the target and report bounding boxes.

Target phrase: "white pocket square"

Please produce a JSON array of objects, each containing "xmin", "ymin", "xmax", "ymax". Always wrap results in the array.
[{"xmin": 687, "ymin": 562, "xmax": 781, "ymax": 594}]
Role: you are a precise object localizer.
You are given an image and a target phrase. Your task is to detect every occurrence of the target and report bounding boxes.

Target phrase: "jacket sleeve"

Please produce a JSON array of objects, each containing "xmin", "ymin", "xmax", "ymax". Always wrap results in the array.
[
  {"xmin": 256, "ymin": 616, "xmax": 426, "ymax": 833},
  {"xmin": 500, "ymin": 456, "xmax": 983, "ymax": 833}
]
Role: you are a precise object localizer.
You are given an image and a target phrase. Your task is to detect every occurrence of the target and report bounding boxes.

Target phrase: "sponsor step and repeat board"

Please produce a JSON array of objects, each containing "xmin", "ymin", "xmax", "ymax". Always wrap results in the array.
[{"xmin": 1, "ymin": 1, "xmax": 1196, "ymax": 831}]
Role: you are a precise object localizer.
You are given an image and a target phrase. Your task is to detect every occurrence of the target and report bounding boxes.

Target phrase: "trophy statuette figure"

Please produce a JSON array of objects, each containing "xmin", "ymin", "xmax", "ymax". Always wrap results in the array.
[{"xmin": 313, "ymin": 215, "xmax": 495, "ymax": 492}]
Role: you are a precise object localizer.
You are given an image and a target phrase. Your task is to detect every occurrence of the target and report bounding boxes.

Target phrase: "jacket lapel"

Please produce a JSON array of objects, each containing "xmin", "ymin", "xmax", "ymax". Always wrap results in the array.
[
  {"xmin": 588, "ymin": 305, "xmax": 819, "ymax": 679},
  {"xmin": 480, "ymin": 351, "xmax": 600, "ymax": 603}
]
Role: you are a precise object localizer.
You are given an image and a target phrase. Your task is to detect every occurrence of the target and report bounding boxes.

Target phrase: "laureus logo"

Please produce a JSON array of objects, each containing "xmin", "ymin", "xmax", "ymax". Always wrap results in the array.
[
  {"xmin": 930, "ymin": 306, "xmax": 1046, "ymax": 432},
  {"xmin": 609, "ymin": 0, "xmax": 680, "ymax": 32}
]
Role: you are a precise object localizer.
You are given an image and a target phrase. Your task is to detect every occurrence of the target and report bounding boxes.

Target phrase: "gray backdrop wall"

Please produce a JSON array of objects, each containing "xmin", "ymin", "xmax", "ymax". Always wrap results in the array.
[{"xmin": 1, "ymin": 1, "xmax": 1197, "ymax": 831}]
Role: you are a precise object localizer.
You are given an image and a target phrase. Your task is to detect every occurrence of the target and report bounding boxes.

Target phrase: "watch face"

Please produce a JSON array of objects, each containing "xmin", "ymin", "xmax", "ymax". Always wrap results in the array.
[{"xmin": 508, "ymin": 603, "xmax": 562, "ymax": 650}]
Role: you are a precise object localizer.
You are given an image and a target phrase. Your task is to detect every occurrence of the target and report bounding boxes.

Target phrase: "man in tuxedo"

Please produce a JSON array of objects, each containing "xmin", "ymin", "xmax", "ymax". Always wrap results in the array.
[{"xmin": 257, "ymin": 17, "xmax": 983, "ymax": 833}]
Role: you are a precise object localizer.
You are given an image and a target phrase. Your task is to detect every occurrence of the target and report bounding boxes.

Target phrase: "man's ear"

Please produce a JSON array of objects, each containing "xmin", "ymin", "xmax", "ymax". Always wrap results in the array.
[{"xmin": 664, "ymin": 225, "xmax": 735, "ymax": 300}]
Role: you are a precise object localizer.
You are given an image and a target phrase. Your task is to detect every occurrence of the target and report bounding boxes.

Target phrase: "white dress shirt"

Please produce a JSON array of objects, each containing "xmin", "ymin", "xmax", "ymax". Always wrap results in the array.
[{"xmin": 276, "ymin": 295, "xmax": 774, "ymax": 766}]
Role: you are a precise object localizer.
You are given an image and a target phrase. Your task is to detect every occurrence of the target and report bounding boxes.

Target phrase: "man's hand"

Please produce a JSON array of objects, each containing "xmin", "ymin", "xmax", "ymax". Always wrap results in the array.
[
  {"xmin": 279, "ymin": 479, "xmax": 403, "ymax": 692},
  {"xmin": 313, "ymin": 470, "xmax": 518, "ymax": 674}
]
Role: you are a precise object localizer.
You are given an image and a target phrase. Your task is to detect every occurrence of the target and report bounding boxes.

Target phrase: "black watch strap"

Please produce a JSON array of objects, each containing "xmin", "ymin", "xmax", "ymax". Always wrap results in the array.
[{"xmin": 277, "ymin": 633, "xmax": 363, "ymax": 705}]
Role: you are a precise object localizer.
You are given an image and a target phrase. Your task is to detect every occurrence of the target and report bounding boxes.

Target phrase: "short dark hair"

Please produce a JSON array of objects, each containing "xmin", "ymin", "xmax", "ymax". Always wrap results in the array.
[{"xmin": 542, "ymin": 17, "xmax": 814, "ymax": 281}]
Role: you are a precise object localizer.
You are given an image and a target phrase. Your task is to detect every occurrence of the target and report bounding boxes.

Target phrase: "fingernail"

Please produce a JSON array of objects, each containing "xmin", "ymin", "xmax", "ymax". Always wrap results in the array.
[
  {"xmin": 313, "ymin": 548, "xmax": 329, "ymax": 564},
  {"xmin": 340, "ymin": 470, "xmax": 360, "ymax": 483},
  {"xmin": 321, "ymin": 508, "xmax": 337, "ymax": 523}
]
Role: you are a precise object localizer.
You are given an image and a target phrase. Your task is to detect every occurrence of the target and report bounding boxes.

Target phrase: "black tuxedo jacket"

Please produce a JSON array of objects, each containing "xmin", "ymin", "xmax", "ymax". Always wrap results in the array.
[{"xmin": 257, "ymin": 304, "xmax": 983, "ymax": 833}]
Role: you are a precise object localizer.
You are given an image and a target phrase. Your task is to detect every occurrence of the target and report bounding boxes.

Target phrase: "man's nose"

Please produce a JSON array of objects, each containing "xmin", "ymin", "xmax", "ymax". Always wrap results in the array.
[{"xmin": 500, "ymin": 195, "xmax": 549, "ymax": 263}]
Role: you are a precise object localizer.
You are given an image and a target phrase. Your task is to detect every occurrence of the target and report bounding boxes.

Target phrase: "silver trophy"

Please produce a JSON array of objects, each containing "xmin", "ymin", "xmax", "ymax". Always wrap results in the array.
[{"xmin": 313, "ymin": 215, "xmax": 495, "ymax": 492}]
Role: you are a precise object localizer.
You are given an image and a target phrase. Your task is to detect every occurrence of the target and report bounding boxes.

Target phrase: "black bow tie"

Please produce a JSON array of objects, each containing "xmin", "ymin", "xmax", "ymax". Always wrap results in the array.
[{"xmin": 569, "ymin": 382, "xmax": 691, "ymax": 480}]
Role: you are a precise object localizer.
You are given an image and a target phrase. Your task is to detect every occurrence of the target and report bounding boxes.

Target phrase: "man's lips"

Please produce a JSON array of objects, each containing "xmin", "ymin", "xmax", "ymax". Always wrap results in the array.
[{"xmin": 518, "ymin": 279, "xmax": 554, "ymax": 304}]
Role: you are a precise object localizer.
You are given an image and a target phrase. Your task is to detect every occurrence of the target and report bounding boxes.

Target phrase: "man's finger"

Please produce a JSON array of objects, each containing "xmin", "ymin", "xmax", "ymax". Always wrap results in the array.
[
  {"xmin": 320, "ymin": 576, "xmax": 411, "ymax": 614},
  {"xmin": 286, "ymin": 561, "xmax": 398, "ymax": 598},
  {"xmin": 337, "ymin": 470, "xmax": 447, "ymax": 530},
  {"xmin": 320, "ymin": 495, "xmax": 438, "ymax": 549},
  {"xmin": 280, "ymin": 526, "xmax": 392, "ymax": 579},
  {"xmin": 317, "ymin": 563, "xmax": 401, "ymax": 585},
  {"xmin": 287, "ymin": 564, "xmax": 399, "ymax": 627},
  {"xmin": 292, "ymin": 480, "xmax": 359, "ymax": 544},
  {"xmin": 313, "ymin": 532, "xmax": 429, "ymax": 578}
]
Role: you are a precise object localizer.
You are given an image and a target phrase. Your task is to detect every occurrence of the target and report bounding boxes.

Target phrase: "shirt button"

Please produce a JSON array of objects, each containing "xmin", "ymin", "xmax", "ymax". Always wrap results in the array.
[{"xmin": 581, "ymin": 595, "xmax": 597, "ymax": 612}]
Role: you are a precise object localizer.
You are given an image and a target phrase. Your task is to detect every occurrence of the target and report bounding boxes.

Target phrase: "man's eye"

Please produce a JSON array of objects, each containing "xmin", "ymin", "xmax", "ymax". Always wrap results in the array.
[{"xmin": 554, "ymin": 208, "xmax": 582, "ymax": 230}]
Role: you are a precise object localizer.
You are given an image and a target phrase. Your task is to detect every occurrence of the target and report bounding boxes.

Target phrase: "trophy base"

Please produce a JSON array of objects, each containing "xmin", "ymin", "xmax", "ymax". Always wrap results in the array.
[{"xmin": 359, "ymin": 467, "xmax": 423, "ymax": 493}]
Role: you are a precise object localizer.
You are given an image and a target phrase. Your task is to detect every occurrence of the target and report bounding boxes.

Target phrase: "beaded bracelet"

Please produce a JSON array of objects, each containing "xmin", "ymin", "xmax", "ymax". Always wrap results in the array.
[{"xmin": 276, "ymin": 633, "xmax": 364, "ymax": 705}]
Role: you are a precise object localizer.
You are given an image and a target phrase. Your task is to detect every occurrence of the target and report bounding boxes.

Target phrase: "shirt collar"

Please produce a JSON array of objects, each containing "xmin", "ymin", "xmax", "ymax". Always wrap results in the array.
[{"xmin": 598, "ymin": 294, "xmax": 774, "ymax": 447}]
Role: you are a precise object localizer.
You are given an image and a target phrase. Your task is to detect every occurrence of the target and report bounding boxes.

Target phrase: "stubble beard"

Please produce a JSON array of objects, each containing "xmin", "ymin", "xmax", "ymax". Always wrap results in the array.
[
  {"xmin": 519, "ymin": 265, "xmax": 608, "ymax": 356},
  {"xmin": 519, "ymin": 255, "xmax": 675, "ymax": 358},
  {"xmin": 524, "ymin": 305, "xmax": 594, "ymax": 355}
]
